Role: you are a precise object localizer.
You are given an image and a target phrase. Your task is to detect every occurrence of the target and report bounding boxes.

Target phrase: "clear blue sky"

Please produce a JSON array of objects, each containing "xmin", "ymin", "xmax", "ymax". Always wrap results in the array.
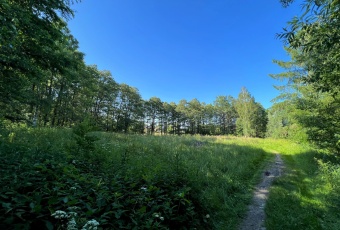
[{"xmin": 67, "ymin": 0, "xmax": 303, "ymax": 109}]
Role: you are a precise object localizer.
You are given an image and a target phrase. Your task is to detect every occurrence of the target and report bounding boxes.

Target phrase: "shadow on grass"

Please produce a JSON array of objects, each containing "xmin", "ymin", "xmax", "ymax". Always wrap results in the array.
[{"xmin": 265, "ymin": 150, "xmax": 340, "ymax": 230}]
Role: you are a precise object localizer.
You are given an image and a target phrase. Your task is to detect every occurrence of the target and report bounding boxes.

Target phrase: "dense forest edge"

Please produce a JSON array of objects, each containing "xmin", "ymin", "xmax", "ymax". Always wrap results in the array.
[{"xmin": 1, "ymin": 0, "xmax": 340, "ymax": 229}]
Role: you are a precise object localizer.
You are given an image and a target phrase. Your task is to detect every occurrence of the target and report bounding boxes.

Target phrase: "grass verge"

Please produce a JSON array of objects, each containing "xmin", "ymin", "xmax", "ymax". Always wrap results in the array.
[{"xmin": 264, "ymin": 141, "xmax": 340, "ymax": 230}]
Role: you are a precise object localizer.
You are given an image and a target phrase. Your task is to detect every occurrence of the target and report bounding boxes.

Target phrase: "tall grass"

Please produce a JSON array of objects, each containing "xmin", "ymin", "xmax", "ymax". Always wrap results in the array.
[
  {"xmin": 4, "ymin": 126, "xmax": 337, "ymax": 229},
  {"xmin": 264, "ymin": 140, "xmax": 340, "ymax": 230},
  {"xmin": 0, "ymin": 127, "xmax": 272, "ymax": 229},
  {"xmin": 94, "ymin": 133, "xmax": 273, "ymax": 229}
]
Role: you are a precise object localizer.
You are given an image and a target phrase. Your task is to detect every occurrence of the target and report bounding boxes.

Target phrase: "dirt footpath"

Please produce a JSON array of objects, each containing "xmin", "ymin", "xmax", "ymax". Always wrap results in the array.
[{"xmin": 238, "ymin": 154, "xmax": 285, "ymax": 230}]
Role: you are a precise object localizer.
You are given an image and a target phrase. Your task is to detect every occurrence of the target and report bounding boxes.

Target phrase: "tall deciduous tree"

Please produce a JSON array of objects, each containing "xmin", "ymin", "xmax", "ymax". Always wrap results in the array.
[
  {"xmin": 163, "ymin": 102, "xmax": 180, "ymax": 135},
  {"xmin": 213, "ymin": 96, "xmax": 236, "ymax": 135},
  {"xmin": 235, "ymin": 87, "xmax": 256, "ymax": 137},
  {"xmin": 0, "ymin": 0, "xmax": 80, "ymax": 121},
  {"xmin": 145, "ymin": 97, "xmax": 163, "ymax": 134},
  {"xmin": 252, "ymin": 103, "xmax": 268, "ymax": 138},
  {"xmin": 235, "ymin": 87, "xmax": 267, "ymax": 137},
  {"xmin": 187, "ymin": 99, "xmax": 203, "ymax": 134},
  {"xmin": 87, "ymin": 66, "xmax": 119, "ymax": 130},
  {"xmin": 275, "ymin": 0, "xmax": 340, "ymax": 153},
  {"xmin": 278, "ymin": 0, "xmax": 340, "ymax": 94},
  {"xmin": 115, "ymin": 84, "xmax": 143, "ymax": 133},
  {"xmin": 176, "ymin": 99, "xmax": 190, "ymax": 134},
  {"xmin": 268, "ymin": 48, "xmax": 308, "ymax": 141}
]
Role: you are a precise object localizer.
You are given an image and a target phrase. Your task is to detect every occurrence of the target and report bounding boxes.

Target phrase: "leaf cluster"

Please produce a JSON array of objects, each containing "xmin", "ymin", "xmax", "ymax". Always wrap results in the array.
[
  {"xmin": 270, "ymin": 0, "xmax": 340, "ymax": 154},
  {"xmin": 0, "ymin": 129, "xmax": 212, "ymax": 229}
]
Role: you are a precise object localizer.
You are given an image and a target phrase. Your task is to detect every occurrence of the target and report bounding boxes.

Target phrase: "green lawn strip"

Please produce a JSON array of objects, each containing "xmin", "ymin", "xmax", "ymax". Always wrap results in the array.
[{"xmin": 264, "ymin": 145, "xmax": 340, "ymax": 230}]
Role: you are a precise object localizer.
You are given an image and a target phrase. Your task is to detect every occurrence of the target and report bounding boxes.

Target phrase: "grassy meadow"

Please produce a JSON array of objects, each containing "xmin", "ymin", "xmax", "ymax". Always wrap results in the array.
[
  {"xmin": 264, "ymin": 142, "xmax": 340, "ymax": 230},
  {"xmin": 0, "ymin": 125, "xmax": 339, "ymax": 229}
]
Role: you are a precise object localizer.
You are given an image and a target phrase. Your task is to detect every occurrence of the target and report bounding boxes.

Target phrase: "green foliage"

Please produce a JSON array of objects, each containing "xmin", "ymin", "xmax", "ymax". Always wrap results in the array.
[
  {"xmin": 0, "ymin": 0, "xmax": 83, "ymax": 122},
  {"xmin": 235, "ymin": 87, "xmax": 268, "ymax": 138},
  {"xmin": 72, "ymin": 118, "xmax": 99, "ymax": 155},
  {"xmin": 278, "ymin": 0, "xmax": 340, "ymax": 94},
  {"xmin": 4, "ymin": 128, "xmax": 338, "ymax": 229},
  {"xmin": 145, "ymin": 97, "xmax": 164, "ymax": 134},
  {"xmin": 266, "ymin": 101, "xmax": 308, "ymax": 142},
  {"xmin": 213, "ymin": 96, "xmax": 237, "ymax": 135},
  {"xmin": 1, "ymin": 0, "xmax": 266, "ymax": 138},
  {"xmin": 0, "ymin": 128, "xmax": 273, "ymax": 229},
  {"xmin": 294, "ymin": 92, "xmax": 340, "ymax": 153},
  {"xmin": 272, "ymin": 1, "xmax": 340, "ymax": 154},
  {"xmin": 265, "ymin": 146, "xmax": 340, "ymax": 229}
]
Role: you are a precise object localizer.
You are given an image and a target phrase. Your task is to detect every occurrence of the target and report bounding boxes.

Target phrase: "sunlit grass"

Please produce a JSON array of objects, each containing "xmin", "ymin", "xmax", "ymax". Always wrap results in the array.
[
  {"xmin": 0, "ymin": 129, "xmax": 273, "ymax": 229},
  {"xmin": 1, "ymin": 127, "xmax": 339, "ymax": 229},
  {"xmin": 264, "ymin": 140, "xmax": 340, "ymax": 230},
  {"xmin": 95, "ymin": 133, "xmax": 273, "ymax": 229}
]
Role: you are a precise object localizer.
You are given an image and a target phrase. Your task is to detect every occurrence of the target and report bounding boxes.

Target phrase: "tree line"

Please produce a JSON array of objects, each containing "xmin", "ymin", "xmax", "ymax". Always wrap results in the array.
[
  {"xmin": 0, "ymin": 0, "xmax": 267, "ymax": 137},
  {"xmin": 3, "ymin": 0, "xmax": 338, "ymax": 154}
]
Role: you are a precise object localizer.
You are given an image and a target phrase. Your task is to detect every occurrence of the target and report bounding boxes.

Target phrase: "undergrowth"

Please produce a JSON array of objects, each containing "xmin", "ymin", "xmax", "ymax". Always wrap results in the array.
[{"xmin": 0, "ymin": 125, "xmax": 271, "ymax": 229}]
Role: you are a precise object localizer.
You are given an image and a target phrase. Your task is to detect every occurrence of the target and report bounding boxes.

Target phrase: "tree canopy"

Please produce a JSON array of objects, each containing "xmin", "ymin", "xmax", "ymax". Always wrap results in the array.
[{"xmin": 269, "ymin": 0, "xmax": 340, "ymax": 153}]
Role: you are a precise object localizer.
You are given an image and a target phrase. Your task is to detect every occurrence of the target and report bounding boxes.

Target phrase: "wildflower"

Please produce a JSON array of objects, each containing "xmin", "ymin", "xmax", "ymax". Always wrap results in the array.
[
  {"xmin": 205, "ymin": 214, "xmax": 210, "ymax": 218},
  {"xmin": 67, "ymin": 218, "xmax": 78, "ymax": 230},
  {"xmin": 140, "ymin": 186, "xmax": 147, "ymax": 191},
  {"xmin": 160, "ymin": 216, "xmax": 164, "ymax": 221},
  {"xmin": 154, "ymin": 213, "xmax": 159, "ymax": 218},
  {"xmin": 82, "ymin": 219, "xmax": 99, "ymax": 230},
  {"xmin": 51, "ymin": 210, "xmax": 68, "ymax": 219},
  {"xmin": 68, "ymin": 211, "xmax": 78, "ymax": 218}
]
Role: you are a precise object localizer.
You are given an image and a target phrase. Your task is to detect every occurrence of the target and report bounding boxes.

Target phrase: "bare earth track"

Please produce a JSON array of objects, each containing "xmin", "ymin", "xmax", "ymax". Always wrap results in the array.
[{"xmin": 239, "ymin": 154, "xmax": 285, "ymax": 230}]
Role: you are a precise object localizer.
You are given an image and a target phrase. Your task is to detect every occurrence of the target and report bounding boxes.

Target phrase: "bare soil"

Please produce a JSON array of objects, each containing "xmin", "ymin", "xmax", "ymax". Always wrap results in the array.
[{"xmin": 238, "ymin": 154, "xmax": 285, "ymax": 230}]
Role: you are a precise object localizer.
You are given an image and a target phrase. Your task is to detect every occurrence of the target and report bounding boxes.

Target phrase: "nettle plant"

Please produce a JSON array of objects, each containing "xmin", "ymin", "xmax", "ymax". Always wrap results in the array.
[
  {"xmin": 0, "ymin": 127, "xmax": 213, "ymax": 229},
  {"xmin": 0, "ymin": 149, "xmax": 207, "ymax": 229}
]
